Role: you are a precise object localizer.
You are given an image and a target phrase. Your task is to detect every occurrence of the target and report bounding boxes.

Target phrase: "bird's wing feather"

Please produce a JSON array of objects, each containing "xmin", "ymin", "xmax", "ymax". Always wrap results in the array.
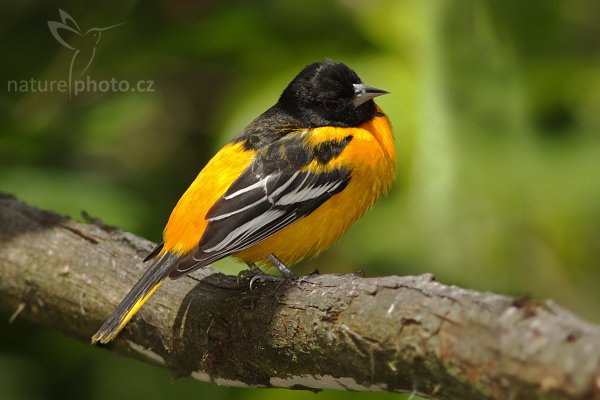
[{"xmin": 169, "ymin": 162, "xmax": 350, "ymax": 278}]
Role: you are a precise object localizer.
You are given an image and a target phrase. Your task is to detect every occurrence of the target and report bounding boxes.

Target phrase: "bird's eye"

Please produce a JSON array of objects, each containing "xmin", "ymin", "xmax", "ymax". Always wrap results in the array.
[{"xmin": 323, "ymin": 99, "xmax": 338, "ymax": 110}]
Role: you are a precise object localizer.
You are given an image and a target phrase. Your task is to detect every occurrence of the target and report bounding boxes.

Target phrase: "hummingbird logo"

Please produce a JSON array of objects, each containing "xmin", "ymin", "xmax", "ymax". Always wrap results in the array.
[{"xmin": 48, "ymin": 9, "xmax": 123, "ymax": 96}]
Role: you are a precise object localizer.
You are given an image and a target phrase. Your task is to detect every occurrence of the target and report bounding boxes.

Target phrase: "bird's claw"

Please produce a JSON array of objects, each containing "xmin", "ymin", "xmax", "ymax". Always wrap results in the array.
[
  {"xmin": 237, "ymin": 268, "xmax": 257, "ymax": 287},
  {"xmin": 248, "ymin": 274, "xmax": 262, "ymax": 290},
  {"xmin": 249, "ymin": 273, "xmax": 309, "ymax": 290},
  {"xmin": 248, "ymin": 273, "xmax": 281, "ymax": 290},
  {"xmin": 238, "ymin": 266, "xmax": 283, "ymax": 290}
]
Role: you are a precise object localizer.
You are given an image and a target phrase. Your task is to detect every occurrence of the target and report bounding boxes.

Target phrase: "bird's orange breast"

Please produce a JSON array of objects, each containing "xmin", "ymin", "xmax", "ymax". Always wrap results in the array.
[{"xmin": 235, "ymin": 113, "xmax": 396, "ymax": 266}]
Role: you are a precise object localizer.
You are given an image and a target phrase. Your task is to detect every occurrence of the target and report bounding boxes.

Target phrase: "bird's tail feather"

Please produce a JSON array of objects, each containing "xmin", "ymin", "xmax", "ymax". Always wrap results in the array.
[{"xmin": 91, "ymin": 252, "xmax": 178, "ymax": 344}]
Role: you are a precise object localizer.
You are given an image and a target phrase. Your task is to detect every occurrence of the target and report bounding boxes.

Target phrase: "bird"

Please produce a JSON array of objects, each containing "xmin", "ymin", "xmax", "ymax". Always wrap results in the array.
[{"xmin": 91, "ymin": 60, "xmax": 396, "ymax": 344}]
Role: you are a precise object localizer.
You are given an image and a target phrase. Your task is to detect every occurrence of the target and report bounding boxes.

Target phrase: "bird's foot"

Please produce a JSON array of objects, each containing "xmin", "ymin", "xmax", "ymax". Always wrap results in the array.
[
  {"xmin": 237, "ymin": 262, "xmax": 283, "ymax": 290},
  {"xmin": 237, "ymin": 263, "xmax": 266, "ymax": 288},
  {"xmin": 239, "ymin": 255, "xmax": 311, "ymax": 290},
  {"xmin": 237, "ymin": 263, "xmax": 258, "ymax": 286},
  {"xmin": 248, "ymin": 273, "xmax": 286, "ymax": 290}
]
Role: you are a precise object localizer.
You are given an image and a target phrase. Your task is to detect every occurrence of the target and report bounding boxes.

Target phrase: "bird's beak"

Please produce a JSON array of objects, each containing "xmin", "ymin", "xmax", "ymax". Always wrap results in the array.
[{"xmin": 352, "ymin": 83, "xmax": 390, "ymax": 108}]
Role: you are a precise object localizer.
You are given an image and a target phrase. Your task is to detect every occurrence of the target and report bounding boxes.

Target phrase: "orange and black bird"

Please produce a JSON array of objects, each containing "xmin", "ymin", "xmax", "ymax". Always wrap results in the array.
[{"xmin": 91, "ymin": 60, "xmax": 396, "ymax": 344}]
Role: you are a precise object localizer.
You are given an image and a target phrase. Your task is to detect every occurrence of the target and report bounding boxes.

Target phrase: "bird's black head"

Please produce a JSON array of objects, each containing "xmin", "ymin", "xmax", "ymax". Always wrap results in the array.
[{"xmin": 277, "ymin": 60, "xmax": 389, "ymax": 127}]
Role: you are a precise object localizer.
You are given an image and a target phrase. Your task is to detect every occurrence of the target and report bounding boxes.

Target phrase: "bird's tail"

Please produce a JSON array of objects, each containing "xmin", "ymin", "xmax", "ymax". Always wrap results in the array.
[{"xmin": 91, "ymin": 253, "xmax": 178, "ymax": 344}]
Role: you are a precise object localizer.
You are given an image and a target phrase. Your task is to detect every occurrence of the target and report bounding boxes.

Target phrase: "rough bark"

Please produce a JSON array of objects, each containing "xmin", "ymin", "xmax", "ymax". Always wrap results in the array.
[{"xmin": 0, "ymin": 192, "xmax": 599, "ymax": 400}]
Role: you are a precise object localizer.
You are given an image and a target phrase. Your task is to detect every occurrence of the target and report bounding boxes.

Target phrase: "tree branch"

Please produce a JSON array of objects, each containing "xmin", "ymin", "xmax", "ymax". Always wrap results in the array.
[{"xmin": 1, "ymin": 192, "xmax": 599, "ymax": 399}]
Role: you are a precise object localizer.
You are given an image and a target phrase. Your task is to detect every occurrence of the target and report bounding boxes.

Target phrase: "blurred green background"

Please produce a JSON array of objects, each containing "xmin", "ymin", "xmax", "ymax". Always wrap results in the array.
[{"xmin": 1, "ymin": 1, "xmax": 599, "ymax": 399}]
